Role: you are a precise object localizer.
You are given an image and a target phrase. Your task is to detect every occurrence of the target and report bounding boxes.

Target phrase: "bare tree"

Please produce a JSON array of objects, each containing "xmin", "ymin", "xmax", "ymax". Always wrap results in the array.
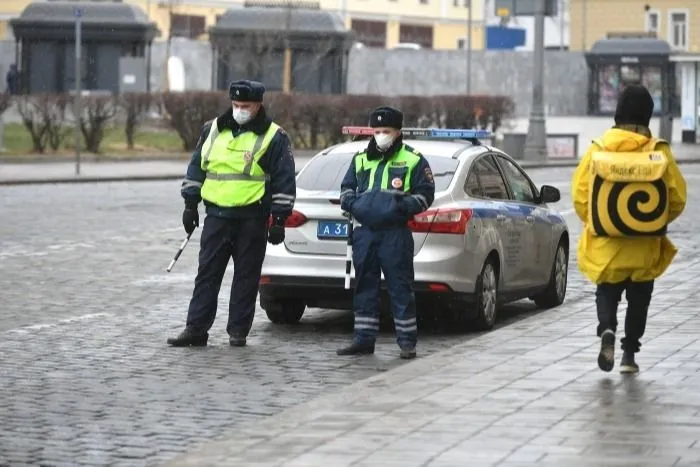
[
  {"xmin": 14, "ymin": 94, "xmax": 71, "ymax": 153},
  {"xmin": 71, "ymin": 95, "xmax": 119, "ymax": 154},
  {"xmin": 119, "ymin": 93, "xmax": 153, "ymax": 149}
]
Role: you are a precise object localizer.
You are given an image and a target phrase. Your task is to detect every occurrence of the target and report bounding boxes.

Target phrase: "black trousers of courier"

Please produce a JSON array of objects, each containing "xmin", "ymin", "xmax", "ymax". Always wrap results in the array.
[
  {"xmin": 595, "ymin": 279, "xmax": 654, "ymax": 353},
  {"xmin": 185, "ymin": 214, "xmax": 268, "ymax": 337}
]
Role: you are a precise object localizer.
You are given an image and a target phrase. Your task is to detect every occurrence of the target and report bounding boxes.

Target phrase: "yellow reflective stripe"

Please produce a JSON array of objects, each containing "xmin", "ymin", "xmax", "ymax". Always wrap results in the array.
[{"xmin": 201, "ymin": 119, "xmax": 220, "ymax": 171}]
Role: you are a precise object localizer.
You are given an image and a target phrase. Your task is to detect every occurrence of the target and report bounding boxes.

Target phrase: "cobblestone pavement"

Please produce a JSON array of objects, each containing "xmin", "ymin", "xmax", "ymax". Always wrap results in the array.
[
  {"xmin": 1, "ymin": 165, "xmax": 698, "ymax": 466},
  {"xmin": 165, "ymin": 255, "xmax": 700, "ymax": 467}
]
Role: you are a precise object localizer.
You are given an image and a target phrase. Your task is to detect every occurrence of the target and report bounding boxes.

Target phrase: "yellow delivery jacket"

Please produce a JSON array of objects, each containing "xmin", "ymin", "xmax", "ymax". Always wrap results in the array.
[{"xmin": 571, "ymin": 128, "xmax": 687, "ymax": 284}]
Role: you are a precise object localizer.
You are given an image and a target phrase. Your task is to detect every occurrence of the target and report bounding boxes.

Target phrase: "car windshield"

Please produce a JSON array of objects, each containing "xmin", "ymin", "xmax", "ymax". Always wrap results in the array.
[{"xmin": 297, "ymin": 152, "xmax": 459, "ymax": 192}]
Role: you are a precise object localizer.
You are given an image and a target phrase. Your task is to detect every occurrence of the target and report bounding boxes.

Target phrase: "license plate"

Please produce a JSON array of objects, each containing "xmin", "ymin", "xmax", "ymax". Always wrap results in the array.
[{"xmin": 317, "ymin": 220, "xmax": 349, "ymax": 239}]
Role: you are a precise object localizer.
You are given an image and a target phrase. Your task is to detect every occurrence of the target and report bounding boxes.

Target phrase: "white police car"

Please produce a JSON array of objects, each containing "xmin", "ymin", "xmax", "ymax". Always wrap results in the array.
[{"xmin": 260, "ymin": 127, "xmax": 569, "ymax": 330}]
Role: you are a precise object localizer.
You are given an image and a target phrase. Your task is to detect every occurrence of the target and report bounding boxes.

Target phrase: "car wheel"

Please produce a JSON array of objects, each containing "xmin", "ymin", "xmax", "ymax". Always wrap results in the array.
[
  {"xmin": 262, "ymin": 298, "xmax": 306, "ymax": 324},
  {"xmin": 472, "ymin": 257, "xmax": 499, "ymax": 331},
  {"xmin": 533, "ymin": 239, "xmax": 568, "ymax": 309}
]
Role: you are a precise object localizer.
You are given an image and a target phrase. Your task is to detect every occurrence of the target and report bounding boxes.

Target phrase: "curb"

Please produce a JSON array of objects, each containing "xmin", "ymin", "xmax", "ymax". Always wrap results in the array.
[
  {"xmin": 1, "ymin": 158, "xmax": 699, "ymax": 187},
  {"xmin": 0, "ymin": 169, "xmax": 305, "ymax": 186}
]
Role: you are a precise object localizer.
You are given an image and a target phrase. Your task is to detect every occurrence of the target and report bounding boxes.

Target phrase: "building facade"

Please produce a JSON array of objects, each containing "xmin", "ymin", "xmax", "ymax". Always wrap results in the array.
[
  {"xmin": 1, "ymin": 0, "xmax": 485, "ymax": 50},
  {"xmin": 569, "ymin": 0, "xmax": 700, "ymax": 52}
]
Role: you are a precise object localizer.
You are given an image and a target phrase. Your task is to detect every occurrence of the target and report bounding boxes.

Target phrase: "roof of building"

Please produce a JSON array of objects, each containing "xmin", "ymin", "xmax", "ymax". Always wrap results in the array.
[
  {"xmin": 589, "ymin": 37, "xmax": 672, "ymax": 56},
  {"xmin": 212, "ymin": 7, "xmax": 347, "ymax": 35},
  {"xmin": 12, "ymin": 1, "xmax": 152, "ymax": 27}
]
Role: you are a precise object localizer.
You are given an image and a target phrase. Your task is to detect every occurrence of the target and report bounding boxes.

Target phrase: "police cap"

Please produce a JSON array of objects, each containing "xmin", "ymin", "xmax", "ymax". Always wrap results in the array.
[
  {"xmin": 229, "ymin": 80, "xmax": 265, "ymax": 102},
  {"xmin": 369, "ymin": 106, "xmax": 403, "ymax": 129}
]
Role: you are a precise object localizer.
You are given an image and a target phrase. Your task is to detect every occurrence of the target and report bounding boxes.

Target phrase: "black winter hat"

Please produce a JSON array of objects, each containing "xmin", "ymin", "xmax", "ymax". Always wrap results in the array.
[
  {"xmin": 614, "ymin": 84, "xmax": 655, "ymax": 127},
  {"xmin": 229, "ymin": 80, "xmax": 265, "ymax": 102},
  {"xmin": 369, "ymin": 106, "xmax": 403, "ymax": 129}
]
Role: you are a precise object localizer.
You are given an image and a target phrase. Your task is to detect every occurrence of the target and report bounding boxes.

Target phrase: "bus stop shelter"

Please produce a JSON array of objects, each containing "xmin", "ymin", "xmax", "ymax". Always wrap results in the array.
[
  {"xmin": 209, "ymin": 6, "xmax": 353, "ymax": 94},
  {"xmin": 585, "ymin": 37, "xmax": 674, "ymax": 117},
  {"xmin": 10, "ymin": 0, "xmax": 158, "ymax": 94}
]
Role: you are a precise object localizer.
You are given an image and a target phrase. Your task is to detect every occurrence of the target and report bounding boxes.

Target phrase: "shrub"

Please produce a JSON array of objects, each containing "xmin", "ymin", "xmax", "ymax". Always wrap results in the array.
[
  {"xmin": 0, "ymin": 93, "xmax": 10, "ymax": 116},
  {"xmin": 119, "ymin": 92, "xmax": 153, "ymax": 150},
  {"xmin": 161, "ymin": 92, "xmax": 229, "ymax": 151},
  {"xmin": 74, "ymin": 94, "xmax": 118, "ymax": 154},
  {"xmin": 14, "ymin": 94, "xmax": 72, "ymax": 153}
]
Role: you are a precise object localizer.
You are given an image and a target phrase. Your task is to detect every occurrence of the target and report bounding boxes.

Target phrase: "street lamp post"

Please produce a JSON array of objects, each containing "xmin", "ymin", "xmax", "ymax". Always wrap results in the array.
[{"xmin": 523, "ymin": 0, "xmax": 548, "ymax": 161}]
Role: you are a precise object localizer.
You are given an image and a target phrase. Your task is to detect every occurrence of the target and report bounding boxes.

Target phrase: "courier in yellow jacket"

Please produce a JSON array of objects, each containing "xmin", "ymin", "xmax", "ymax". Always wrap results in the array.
[{"xmin": 571, "ymin": 85, "xmax": 686, "ymax": 374}]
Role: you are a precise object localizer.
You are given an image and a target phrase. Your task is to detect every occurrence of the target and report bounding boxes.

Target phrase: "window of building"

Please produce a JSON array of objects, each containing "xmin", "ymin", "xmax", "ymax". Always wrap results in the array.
[
  {"xmin": 644, "ymin": 9, "xmax": 660, "ymax": 36},
  {"xmin": 399, "ymin": 23, "xmax": 433, "ymax": 49},
  {"xmin": 170, "ymin": 14, "xmax": 206, "ymax": 39},
  {"xmin": 351, "ymin": 19, "xmax": 387, "ymax": 48},
  {"xmin": 668, "ymin": 10, "xmax": 689, "ymax": 50}
]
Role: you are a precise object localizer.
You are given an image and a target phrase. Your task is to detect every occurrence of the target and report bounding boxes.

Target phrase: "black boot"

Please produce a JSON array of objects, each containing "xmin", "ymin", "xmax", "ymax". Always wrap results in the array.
[
  {"xmin": 167, "ymin": 328, "xmax": 208, "ymax": 347},
  {"xmin": 336, "ymin": 341, "xmax": 375, "ymax": 356},
  {"xmin": 597, "ymin": 329, "xmax": 615, "ymax": 372},
  {"xmin": 620, "ymin": 351, "xmax": 639, "ymax": 374},
  {"xmin": 400, "ymin": 347, "xmax": 416, "ymax": 360},
  {"xmin": 229, "ymin": 333, "xmax": 247, "ymax": 347}
]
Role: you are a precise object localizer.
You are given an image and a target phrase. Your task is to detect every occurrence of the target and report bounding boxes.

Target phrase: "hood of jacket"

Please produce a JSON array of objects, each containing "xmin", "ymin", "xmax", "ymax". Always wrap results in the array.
[{"xmin": 596, "ymin": 126, "xmax": 653, "ymax": 152}]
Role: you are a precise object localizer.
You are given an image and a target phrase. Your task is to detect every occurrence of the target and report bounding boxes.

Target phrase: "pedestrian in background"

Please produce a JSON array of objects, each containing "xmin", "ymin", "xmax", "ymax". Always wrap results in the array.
[
  {"xmin": 168, "ymin": 80, "xmax": 296, "ymax": 347},
  {"xmin": 571, "ymin": 84, "xmax": 687, "ymax": 374},
  {"xmin": 5, "ymin": 64, "xmax": 20, "ymax": 95},
  {"xmin": 337, "ymin": 106, "xmax": 435, "ymax": 359}
]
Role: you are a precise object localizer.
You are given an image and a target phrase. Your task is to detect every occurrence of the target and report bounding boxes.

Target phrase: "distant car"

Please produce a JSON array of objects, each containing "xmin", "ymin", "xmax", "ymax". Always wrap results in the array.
[{"xmin": 260, "ymin": 127, "xmax": 569, "ymax": 330}]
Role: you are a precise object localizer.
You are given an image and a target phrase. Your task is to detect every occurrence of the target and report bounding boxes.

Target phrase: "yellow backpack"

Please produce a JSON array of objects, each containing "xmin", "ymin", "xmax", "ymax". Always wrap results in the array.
[{"xmin": 587, "ymin": 138, "xmax": 669, "ymax": 237}]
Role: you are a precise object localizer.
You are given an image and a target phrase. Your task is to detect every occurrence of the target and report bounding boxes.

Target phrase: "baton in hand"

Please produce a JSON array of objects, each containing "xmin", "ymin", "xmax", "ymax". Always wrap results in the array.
[
  {"xmin": 343, "ymin": 212, "xmax": 353, "ymax": 290},
  {"xmin": 166, "ymin": 229, "xmax": 195, "ymax": 272}
]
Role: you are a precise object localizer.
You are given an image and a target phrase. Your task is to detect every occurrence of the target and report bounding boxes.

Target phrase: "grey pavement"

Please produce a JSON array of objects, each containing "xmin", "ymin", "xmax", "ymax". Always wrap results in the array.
[
  {"xmin": 163, "ymin": 166, "xmax": 700, "ymax": 466},
  {"xmin": 0, "ymin": 165, "xmax": 588, "ymax": 466},
  {"xmin": 164, "ymin": 254, "xmax": 700, "ymax": 467},
  {"xmin": 0, "ymin": 165, "xmax": 698, "ymax": 466}
]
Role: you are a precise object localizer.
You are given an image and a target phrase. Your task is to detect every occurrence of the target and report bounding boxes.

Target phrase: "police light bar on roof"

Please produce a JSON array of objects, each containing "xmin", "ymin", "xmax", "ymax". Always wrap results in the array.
[{"xmin": 341, "ymin": 126, "xmax": 491, "ymax": 140}]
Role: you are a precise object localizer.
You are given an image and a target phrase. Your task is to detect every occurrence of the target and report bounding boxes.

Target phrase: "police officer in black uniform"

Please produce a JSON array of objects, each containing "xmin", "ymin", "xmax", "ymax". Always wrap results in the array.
[{"xmin": 167, "ymin": 80, "xmax": 296, "ymax": 347}]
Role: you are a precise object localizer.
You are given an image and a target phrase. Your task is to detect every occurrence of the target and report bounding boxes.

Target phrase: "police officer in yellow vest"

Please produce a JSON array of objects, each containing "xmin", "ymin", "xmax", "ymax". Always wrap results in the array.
[
  {"xmin": 572, "ymin": 84, "xmax": 687, "ymax": 374},
  {"xmin": 168, "ymin": 80, "xmax": 296, "ymax": 347},
  {"xmin": 337, "ymin": 106, "xmax": 435, "ymax": 359}
]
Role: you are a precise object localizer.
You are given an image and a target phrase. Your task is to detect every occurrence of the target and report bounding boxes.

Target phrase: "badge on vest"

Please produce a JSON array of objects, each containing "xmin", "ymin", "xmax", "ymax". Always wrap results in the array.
[
  {"xmin": 391, "ymin": 177, "xmax": 403, "ymax": 189},
  {"xmin": 243, "ymin": 151, "xmax": 253, "ymax": 163}
]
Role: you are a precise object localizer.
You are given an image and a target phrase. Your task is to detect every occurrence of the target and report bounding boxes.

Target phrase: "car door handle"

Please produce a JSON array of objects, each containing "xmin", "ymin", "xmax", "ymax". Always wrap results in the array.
[
  {"xmin": 526, "ymin": 215, "xmax": 535, "ymax": 223},
  {"xmin": 496, "ymin": 214, "xmax": 507, "ymax": 222}
]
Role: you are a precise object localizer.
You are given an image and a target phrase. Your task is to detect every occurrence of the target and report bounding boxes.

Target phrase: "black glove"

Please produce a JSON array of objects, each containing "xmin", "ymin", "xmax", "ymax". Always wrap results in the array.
[
  {"xmin": 182, "ymin": 204, "xmax": 199, "ymax": 235},
  {"xmin": 268, "ymin": 217, "xmax": 285, "ymax": 245}
]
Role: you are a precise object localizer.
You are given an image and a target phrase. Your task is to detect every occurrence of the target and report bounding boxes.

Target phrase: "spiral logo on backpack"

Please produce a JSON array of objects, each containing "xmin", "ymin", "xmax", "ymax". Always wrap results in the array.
[{"xmin": 588, "ymin": 149, "xmax": 670, "ymax": 237}]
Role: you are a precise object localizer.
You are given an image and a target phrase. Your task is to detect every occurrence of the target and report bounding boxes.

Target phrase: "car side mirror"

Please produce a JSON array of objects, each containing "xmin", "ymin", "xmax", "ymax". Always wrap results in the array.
[{"xmin": 539, "ymin": 185, "xmax": 560, "ymax": 203}]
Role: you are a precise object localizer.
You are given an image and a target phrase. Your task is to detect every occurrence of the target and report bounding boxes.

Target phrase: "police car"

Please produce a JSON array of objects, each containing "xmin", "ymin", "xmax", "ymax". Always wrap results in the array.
[{"xmin": 259, "ymin": 127, "xmax": 569, "ymax": 330}]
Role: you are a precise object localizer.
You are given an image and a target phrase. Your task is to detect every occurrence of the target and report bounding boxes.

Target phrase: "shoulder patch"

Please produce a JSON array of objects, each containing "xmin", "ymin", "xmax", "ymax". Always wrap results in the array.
[{"xmin": 424, "ymin": 166, "xmax": 434, "ymax": 184}]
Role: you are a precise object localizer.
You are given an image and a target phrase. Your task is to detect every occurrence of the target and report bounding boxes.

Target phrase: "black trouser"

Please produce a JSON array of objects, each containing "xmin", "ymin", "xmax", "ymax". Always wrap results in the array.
[
  {"xmin": 185, "ymin": 215, "xmax": 267, "ymax": 337},
  {"xmin": 595, "ymin": 279, "xmax": 654, "ymax": 353}
]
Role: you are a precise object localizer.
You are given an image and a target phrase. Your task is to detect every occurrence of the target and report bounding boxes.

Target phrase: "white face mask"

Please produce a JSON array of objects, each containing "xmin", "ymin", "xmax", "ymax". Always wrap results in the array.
[
  {"xmin": 374, "ymin": 133, "xmax": 395, "ymax": 150},
  {"xmin": 232, "ymin": 107, "xmax": 253, "ymax": 125}
]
